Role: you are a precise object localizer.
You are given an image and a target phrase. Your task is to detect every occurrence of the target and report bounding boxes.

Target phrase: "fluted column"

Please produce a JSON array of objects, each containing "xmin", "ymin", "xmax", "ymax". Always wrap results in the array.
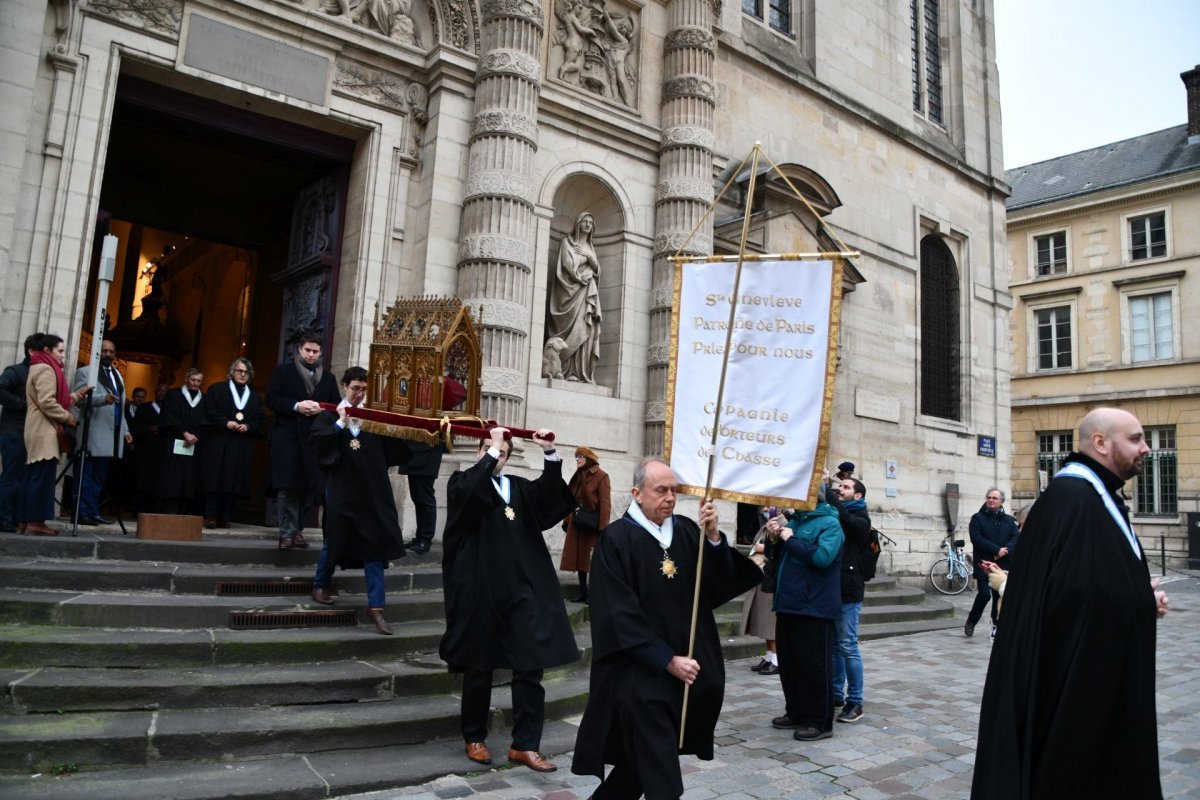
[
  {"xmin": 645, "ymin": 0, "xmax": 717, "ymax": 454},
  {"xmin": 456, "ymin": 0, "xmax": 544, "ymax": 424}
]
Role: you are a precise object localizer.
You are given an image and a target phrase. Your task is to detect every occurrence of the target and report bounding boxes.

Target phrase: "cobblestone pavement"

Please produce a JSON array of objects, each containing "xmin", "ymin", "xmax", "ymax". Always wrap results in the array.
[{"xmin": 343, "ymin": 573, "xmax": 1200, "ymax": 800}]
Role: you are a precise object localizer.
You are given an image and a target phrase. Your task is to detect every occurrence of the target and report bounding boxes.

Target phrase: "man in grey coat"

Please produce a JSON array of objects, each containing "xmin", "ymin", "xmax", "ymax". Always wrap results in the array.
[{"xmin": 71, "ymin": 339, "xmax": 130, "ymax": 525}]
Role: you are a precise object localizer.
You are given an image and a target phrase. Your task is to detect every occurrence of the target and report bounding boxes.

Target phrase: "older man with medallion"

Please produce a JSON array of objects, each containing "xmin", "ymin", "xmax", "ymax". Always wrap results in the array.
[{"xmin": 572, "ymin": 458, "xmax": 760, "ymax": 800}]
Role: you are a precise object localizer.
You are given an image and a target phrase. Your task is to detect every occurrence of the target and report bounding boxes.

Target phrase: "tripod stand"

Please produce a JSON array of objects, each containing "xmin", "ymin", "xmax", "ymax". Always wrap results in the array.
[{"xmin": 55, "ymin": 388, "xmax": 129, "ymax": 537}]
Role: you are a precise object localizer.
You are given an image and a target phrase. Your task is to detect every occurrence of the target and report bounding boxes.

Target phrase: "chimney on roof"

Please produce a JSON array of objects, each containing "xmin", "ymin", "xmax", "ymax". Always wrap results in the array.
[{"xmin": 1184, "ymin": 65, "xmax": 1200, "ymax": 143}]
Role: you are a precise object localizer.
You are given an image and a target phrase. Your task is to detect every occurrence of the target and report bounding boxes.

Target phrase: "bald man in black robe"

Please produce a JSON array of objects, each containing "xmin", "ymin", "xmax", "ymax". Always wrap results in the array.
[
  {"xmin": 572, "ymin": 458, "xmax": 760, "ymax": 800},
  {"xmin": 972, "ymin": 407, "xmax": 1170, "ymax": 800}
]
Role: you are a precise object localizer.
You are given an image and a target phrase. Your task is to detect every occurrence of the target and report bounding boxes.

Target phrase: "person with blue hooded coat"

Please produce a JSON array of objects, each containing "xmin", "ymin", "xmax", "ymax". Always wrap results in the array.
[{"xmin": 766, "ymin": 499, "xmax": 843, "ymax": 741}]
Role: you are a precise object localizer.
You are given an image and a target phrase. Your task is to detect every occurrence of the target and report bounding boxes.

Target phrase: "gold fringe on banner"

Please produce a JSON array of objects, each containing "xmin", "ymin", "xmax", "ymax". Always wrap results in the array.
[{"xmin": 357, "ymin": 419, "xmax": 444, "ymax": 449}]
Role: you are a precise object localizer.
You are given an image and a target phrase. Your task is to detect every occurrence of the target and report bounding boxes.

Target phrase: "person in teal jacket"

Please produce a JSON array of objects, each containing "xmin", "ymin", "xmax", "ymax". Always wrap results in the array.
[{"xmin": 766, "ymin": 501, "xmax": 844, "ymax": 742}]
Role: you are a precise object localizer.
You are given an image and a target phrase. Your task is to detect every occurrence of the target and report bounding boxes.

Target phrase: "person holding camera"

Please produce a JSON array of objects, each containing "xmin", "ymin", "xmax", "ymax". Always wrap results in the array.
[{"xmin": 559, "ymin": 446, "xmax": 611, "ymax": 603}]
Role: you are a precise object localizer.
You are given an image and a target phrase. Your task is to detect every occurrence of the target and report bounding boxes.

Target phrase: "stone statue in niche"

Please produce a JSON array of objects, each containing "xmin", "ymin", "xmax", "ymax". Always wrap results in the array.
[
  {"xmin": 551, "ymin": 0, "xmax": 638, "ymax": 108},
  {"xmin": 545, "ymin": 212, "xmax": 602, "ymax": 384},
  {"xmin": 316, "ymin": 0, "xmax": 420, "ymax": 46}
]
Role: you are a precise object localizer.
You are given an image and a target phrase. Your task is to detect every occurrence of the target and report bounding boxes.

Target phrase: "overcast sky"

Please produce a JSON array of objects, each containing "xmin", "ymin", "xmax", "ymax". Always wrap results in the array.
[{"xmin": 993, "ymin": 0, "xmax": 1200, "ymax": 170}]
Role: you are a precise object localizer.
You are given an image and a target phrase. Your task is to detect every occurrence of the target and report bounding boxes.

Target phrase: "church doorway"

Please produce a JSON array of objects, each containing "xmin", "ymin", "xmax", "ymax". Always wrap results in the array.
[{"xmin": 85, "ymin": 75, "xmax": 356, "ymax": 523}]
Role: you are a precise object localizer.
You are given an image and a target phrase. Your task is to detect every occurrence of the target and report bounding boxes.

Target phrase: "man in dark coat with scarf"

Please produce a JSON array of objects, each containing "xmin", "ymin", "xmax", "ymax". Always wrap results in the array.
[
  {"xmin": 572, "ymin": 458, "xmax": 760, "ymax": 800},
  {"xmin": 964, "ymin": 487, "xmax": 1018, "ymax": 638},
  {"xmin": 308, "ymin": 367, "xmax": 410, "ymax": 635},
  {"xmin": 972, "ymin": 407, "xmax": 1171, "ymax": 800},
  {"xmin": 440, "ymin": 426, "xmax": 577, "ymax": 773},
  {"xmin": 265, "ymin": 333, "xmax": 341, "ymax": 549}
]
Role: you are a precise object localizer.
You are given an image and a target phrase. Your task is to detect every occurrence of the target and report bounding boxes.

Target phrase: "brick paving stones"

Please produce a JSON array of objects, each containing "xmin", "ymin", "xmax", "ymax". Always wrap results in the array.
[{"xmin": 339, "ymin": 574, "xmax": 1200, "ymax": 799}]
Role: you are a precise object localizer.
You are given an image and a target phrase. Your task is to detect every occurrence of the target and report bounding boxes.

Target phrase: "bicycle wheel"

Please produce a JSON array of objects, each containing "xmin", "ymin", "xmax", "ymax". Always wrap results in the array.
[{"xmin": 929, "ymin": 558, "xmax": 970, "ymax": 595}]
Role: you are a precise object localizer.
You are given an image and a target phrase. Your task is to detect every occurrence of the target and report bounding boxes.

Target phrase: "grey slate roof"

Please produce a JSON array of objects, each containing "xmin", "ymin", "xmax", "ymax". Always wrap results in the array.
[{"xmin": 1005, "ymin": 124, "xmax": 1200, "ymax": 211}]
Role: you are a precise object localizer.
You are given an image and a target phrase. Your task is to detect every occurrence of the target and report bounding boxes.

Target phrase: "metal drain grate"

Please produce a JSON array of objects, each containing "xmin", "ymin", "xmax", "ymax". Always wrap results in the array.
[
  {"xmin": 228, "ymin": 609, "xmax": 358, "ymax": 630},
  {"xmin": 216, "ymin": 579, "xmax": 333, "ymax": 597}
]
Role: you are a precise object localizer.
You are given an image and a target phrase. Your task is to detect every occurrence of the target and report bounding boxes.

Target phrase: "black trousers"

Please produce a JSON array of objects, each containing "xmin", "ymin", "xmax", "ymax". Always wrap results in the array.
[
  {"xmin": 461, "ymin": 668, "xmax": 545, "ymax": 751},
  {"xmin": 593, "ymin": 758, "xmax": 681, "ymax": 800},
  {"xmin": 967, "ymin": 578, "xmax": 1000, "ymax": 627},
  {"xmin": 776, "ymin": 613, "xmax": 836, "ymax": 732},
  {"xmin": 407, "ymin": 474, "xmax": 437, "ymax": 543}
]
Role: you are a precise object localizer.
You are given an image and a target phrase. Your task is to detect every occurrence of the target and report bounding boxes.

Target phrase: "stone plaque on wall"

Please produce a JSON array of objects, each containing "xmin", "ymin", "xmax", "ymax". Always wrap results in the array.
[
  {"xmin": 855, "ymin": 387, "xmax": 901, "ymax": 424},
  {"xmin": 182, "ymin": 14, "xmax": 330, "ymax": 106}
]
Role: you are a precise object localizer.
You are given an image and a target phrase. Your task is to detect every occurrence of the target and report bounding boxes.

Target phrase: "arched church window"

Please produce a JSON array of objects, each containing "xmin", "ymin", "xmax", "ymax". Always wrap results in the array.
[{"xmin": 919, "ymin": 234, "xmax": 960, "ymax": 420}]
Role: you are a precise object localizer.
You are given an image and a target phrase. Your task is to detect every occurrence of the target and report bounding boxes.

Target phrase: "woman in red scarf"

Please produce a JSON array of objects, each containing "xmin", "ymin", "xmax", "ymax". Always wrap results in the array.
[{"xmin": 19, "ymin": 334, "xmax": 87, "ymax": 536}]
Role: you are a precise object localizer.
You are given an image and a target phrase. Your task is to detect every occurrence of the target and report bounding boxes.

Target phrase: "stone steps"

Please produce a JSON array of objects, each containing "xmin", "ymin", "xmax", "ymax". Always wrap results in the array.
[
  {"xmin": 0, "ymin": 526, "xmax": 959, "ymax": 791},
  {"xmin": 0, "ymin": 673, "xmax": 590, "ymax": 773},
  {"xmin": 0, "ymin": 720, "xmax": 583, "ymax": 800},
  {"xmin": 0, "ymin": 559, "xmax": 444, "ymax": 596}
]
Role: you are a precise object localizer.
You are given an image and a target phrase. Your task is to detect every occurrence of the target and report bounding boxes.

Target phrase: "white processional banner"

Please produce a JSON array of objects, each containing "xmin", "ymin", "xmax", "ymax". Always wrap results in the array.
[{"xmin": 665, "ymin": 259, "xmax": 842, "ymax": 508}]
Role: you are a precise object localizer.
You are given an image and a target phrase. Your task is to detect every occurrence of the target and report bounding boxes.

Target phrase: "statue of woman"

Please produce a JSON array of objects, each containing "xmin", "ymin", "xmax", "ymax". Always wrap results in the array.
[{"xmin": 546, "ymin": 212, "xmax": 602, "ymax": 383}]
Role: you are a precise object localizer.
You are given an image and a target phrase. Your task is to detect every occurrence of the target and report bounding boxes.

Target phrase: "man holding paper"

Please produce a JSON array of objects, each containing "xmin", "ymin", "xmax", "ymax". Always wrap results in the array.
[{"xmin": 157, "ymin": 368, "xmax": 205, "ymax": 514}]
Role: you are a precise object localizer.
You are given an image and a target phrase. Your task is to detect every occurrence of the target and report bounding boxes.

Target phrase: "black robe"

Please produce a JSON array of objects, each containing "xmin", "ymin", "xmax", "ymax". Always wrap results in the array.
[
  {"xmin": 310, "ymin": 410, "xmax": 410, "ymax": 565},
  {"xmin": 157, "ymin": 388, "xmax": 206, "ymax": 500},
  {"xmin": 264, "ymin": 361, "xmax": 341, "ymax": 494},
  {"xmin": 438, "ymin": 451, "xmax": 578, "ymax": 673},
  {"xmin": 200, "ymin": 383, "xmax": 265, "ymax": 496},
  {"xmin": 972, "ymin": 452, "xmax": 1162, "ymax": 800},
  {"xmin": 572, "ymin": 514, "xmax": 761, "ymax": 798},
  {"xmin": 130, "ymin": 402, "xmax": 165, "ymax": 495}
]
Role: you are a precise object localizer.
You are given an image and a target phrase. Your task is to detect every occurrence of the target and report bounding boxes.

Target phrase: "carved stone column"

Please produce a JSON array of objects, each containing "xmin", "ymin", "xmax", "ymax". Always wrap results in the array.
[
  {"xmin": 645, "ymin": 0, "xmax": 717, "ymax": 454},
  {"xmin": 455, "ymin": 0, "xmax": 544, "ymax": 424}
]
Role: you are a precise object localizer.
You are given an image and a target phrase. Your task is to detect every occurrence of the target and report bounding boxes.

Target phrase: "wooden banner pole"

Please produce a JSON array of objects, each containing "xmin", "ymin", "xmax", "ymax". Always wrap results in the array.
[{"xmin": 679, "ymin": 143, "xmax": 764, "ymax": 749}]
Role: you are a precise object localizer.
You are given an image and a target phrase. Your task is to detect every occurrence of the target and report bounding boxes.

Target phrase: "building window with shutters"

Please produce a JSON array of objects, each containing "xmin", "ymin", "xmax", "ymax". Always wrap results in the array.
[
  {"xmin": 919, "ymin": 234, "xmax": 960, "ymax": 420},
  {"xmin": 911, "ymin": 0, "xmax": 944, "ymax": 125},
  {"xmin": 1135, "ymin": 427, "xmax": 1177, "ymax": 517}
]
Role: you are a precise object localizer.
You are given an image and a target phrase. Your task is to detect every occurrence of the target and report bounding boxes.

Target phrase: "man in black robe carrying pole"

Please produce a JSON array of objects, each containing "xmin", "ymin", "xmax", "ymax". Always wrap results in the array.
[
  {"xmin": 439, "ymin": 426, "xmax": 578, "ymax": 773},
  {"xmin": 972, "ymin": 407, "xmax": 1171, "ymax": 800},
  {"xmin": 572, "ymin": 458, "xmax": 760, "ymax": 800},
  {"xmin": 308, "ymin": 367, "xmax": 410, "ymax": 635}
]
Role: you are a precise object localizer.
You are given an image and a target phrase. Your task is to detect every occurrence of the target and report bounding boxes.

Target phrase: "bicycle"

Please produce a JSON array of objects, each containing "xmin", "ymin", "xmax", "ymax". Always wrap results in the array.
[{"xmin": 929, "ymin": 533, "xmax": 974, "ymax": 595}]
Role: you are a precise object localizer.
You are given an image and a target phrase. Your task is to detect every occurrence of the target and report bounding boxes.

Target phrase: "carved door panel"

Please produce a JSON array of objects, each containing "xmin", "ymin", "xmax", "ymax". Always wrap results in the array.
[{"xmin": 273, "ymin": 169, "xmax": 348, "ymax": 361}]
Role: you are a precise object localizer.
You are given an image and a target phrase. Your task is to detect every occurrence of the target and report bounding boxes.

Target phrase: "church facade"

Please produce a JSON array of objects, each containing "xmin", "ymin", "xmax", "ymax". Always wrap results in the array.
[{"xmin": 0, "ymin": 0, "xmax": 1009, "ymax": 575}]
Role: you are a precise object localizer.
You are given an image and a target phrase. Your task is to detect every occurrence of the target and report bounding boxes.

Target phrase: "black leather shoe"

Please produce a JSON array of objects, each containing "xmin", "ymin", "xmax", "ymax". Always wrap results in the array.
[
  {"xmin": 406, "ymin": 539, "xmax": 431, "ymax": 555},
  {"xmin": 771, "ymin": 714, "xmax": 802, "ymax": 729},
  {"xmin": 94, "ymin": 515, "xmax": 114, "ymax": 525},
  {"xmin": 793, "ymin": 726, "xmax": 832, "ymax": 742},
  {"xmin": 750, "ymin": 659, "xmax": 769, "ymax": 672},
  {"xmin": 759, "ymin": 663, "xmax": 779, "ymax": 676},
  {"xmin": 77, "ymin": 516, "xmax": 100, "ymax": 526}
]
